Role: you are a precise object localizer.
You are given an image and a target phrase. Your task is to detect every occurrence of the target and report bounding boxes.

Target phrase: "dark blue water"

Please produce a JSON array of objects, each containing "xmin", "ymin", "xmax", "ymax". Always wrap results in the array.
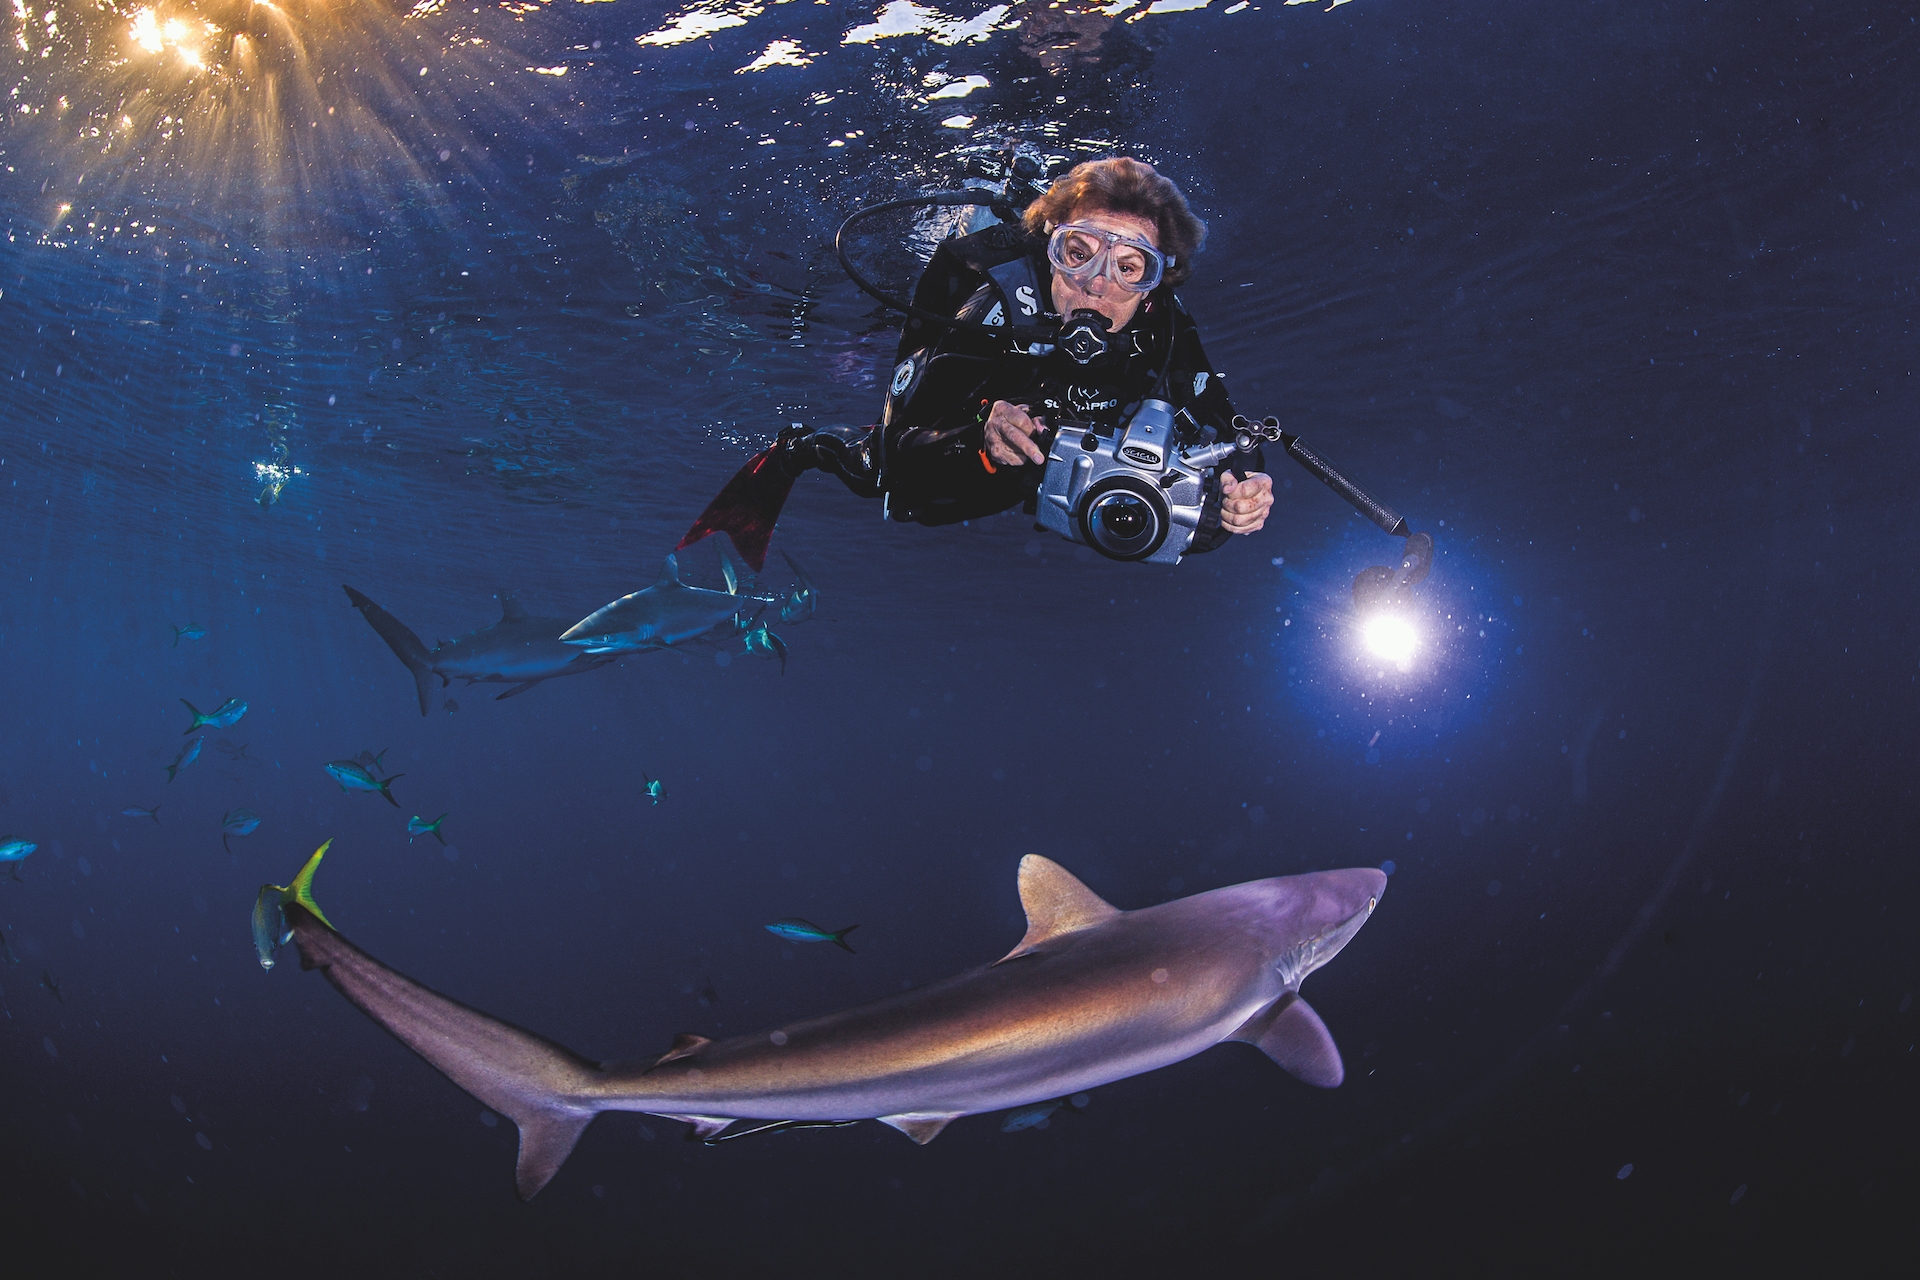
[{"xmin": 2, "ymin": 1, "xmax": 1913, "ymax": 1271}]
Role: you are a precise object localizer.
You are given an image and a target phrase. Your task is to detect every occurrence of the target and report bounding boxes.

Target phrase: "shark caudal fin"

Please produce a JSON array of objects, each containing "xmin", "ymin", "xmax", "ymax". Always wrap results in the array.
[
  {"xmin": 674, "ymin": 445, "xmax": 797, "ymax": 574},
  {"xmin": 342, "ymin": 586, "xmax": 437, "ymax": 717},
  {"xmin": 286, "ymin": 881, "xmax": 602, "ymax": 1200}
]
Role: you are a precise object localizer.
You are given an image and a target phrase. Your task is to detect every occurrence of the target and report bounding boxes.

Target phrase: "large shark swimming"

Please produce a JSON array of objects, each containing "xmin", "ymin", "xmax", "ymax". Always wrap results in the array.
[
  {"xmin": 283, "ymin": 848, "xmax": 1385, "ymax": 1200},
  {"xmin": 560, "ymin": 554, "xmax": 758, "ymax": 655},
  {"xmin": 343, "ymin": 586, "xmax": 617, "ymax": 715}
]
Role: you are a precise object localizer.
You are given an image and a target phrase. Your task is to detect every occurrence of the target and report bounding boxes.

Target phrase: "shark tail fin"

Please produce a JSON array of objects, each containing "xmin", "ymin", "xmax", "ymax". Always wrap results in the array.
[
  {"xmin": 674, "ymin": 444, "xmax": 797, "ymax": 574},
  {"xmin": 832, "ymin": 925, "xmax": 859, "ymax": 954},
  {"xmin": 286, "ymin": 899, "xmax": 602, "ymax": 1200},
  {"xmin": 287, "ymin": 839, "xmax": 335, "ymax": 931},
  {"xmin": 342, "ymin": 586, "xmax": 436, "ymax": 717}
]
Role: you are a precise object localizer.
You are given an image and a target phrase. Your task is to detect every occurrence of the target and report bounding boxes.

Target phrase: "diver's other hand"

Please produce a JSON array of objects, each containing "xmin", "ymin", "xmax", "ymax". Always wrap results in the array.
[
  {"xmin": 1220, "ymin": 471, "xmax": 1274, "ymax": 535},
  {"xmin": 984, "ymin": 401, "xmax": 1048, "ymax": 467}
]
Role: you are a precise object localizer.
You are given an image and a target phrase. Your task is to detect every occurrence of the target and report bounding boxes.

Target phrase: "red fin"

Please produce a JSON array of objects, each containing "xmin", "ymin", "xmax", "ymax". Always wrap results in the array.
[{"xmin": 675, "ymin": 446, "xmax": 795, "ymax": 573}]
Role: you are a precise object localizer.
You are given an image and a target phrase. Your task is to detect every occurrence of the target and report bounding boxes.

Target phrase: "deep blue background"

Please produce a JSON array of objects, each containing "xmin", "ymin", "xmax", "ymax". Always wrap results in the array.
[{"xmin": 2, "ymin": 0, "xmax": 1914, "ymax": 1272}]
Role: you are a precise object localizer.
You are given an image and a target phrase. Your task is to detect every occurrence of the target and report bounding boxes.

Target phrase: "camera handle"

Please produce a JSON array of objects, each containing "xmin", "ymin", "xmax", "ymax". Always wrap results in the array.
[{"xmin": 1200, "ymin": 415, "xmax": 1413, "ymax": 540}]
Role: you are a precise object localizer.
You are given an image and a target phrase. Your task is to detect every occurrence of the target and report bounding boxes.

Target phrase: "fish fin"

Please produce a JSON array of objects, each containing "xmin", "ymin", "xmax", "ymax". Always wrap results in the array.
[
  {"xmin": 656, "ymin": 1114, "xmax": 735, "ymax": 1140},
  {"xmin": 165, "ymin": 763, "xmax": 178, "ymax": 784},
  {"xmin": 287, "ymin": 840, "xmax": 335, "ymax": 931},
  {"xmin": 379, "ymin": 775, "xmax": 404, "ymax": 808},
  {"xmin": 653, "ymin": 1033, "xmax": 712, "ymax": 1067},
  {"xmin": 1229, "ymin": 992, "xmax": 1345, "ymax": 1088},
  {"xmin": 171, "ymin": 626, "xmax": 181, "ymax": 648},
  {"xmin": 286, "ymin": 904, "xmax": 602, "ymax": 1201},
  {"xmin": 499, "ymin": 593, "xmax": 530, "ymax": 623},
  {"xmin": 878, "ymin": 1113, "xmax": 962, "ymax": 1145},
  {"xmin": 674, "ymin": 445, "xmax": 796, "ymax": 574},
  {"xmin": 495, "ymin": 679, "xmax": 544, "ymax": 701},
  {"xmin": 343, "ymin": 586, "xmax": 437, "ymax": 716},
  {"xmin": 432, "ymin": 815, "xmax": 448, "ymax": 846},
  {"xmin": 223, "ymin": 833, "xmax": 232, "ymax": 856},
  {"xmin": 150, "ymin": 805, "xmax": 162, "ymax": 825},
  {"xmin": 996, "ymin": 856, "xmax": 1122, "ymax": 964},
  {"xmin": 656, "ymin": 554, "xmax": 682, "ymax": 587},
  {"xmin": 180, "ymin": 699, "xmax": 203, "ymax": 733},
  {"xmin": 832, "ymin": 925, "xmax": 858, "ymax": 954}
]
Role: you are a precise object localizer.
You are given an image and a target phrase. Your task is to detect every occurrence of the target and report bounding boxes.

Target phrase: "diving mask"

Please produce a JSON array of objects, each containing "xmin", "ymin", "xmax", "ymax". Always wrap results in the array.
[{"xmin": 1046, "ymin": 222, "xmax": 1168, "ymax": 294}]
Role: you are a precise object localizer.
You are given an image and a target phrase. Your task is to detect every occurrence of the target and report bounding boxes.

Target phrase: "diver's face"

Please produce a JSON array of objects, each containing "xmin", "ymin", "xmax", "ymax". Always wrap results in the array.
[{"xmin": 1047, "ymin": 208, "xmax": 1159, "ymax": 331}]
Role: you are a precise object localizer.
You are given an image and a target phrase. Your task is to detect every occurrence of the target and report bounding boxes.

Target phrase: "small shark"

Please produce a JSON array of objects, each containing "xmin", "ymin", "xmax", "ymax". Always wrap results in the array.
[
  {"xmin": 765, "ymin": 918, "xmax": 858, "ymax": 952},
  {"xmin": 171, "ymin": 623, "xmax": 208, "ymax": 647},
  {"xmin": 222, "ymin": 808, "xmax": 262, "ymax": 853},
  {"xmin": 407, "ymin": 813, "xmax": 448, "ymax": 846},
  {"xmin": 253, "ymin": 841, "xmax": 330, "ymax": 971},
  {"xmin": 284, "ymin": 852, "xmax": 1383, "ymax": 1199},
  {"xmin": 181, "ymin": 697, "xmax": 248, "ymax": 734},
  {"xmin": 344, "ymin": 586, "xmax": 617, "ymax": 716},
  {"xmin": 122, "ymin": 805, "xmax": 162, "ymax": 824},
  {"xmin": 325, "ymin": 760, "xmax": 403, "ymax": 808},
  {"xmin": 166, "ymin": 737, "xmax": 203, "ymax": 783},
  {"xmin": 561, "ymin": 555, "xmax": 754, "ymax": 656}
]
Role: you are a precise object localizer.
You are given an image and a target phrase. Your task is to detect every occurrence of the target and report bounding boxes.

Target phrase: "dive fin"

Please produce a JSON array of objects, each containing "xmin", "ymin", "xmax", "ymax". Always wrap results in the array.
[
  {"xmin": 286, "ymin": 839, "xmax": 335, "ymax": 930},
  {"xmin": 674, "ymin": 445, "xmax": 797, "ymax": 573},
  {"xmin": 495, "ymin": 679, "xmax": 544, "ymax": 701},
  {"xmin": 1230, "ymin": 992, "xmax": 1345, "ymax": 1088},
  {"xmin": 878, "ymin": 1112, "xmax": 962, "ymax": 1145},
  {"xmin": 343, "ymin": 586, "xmax": 437, "ymax": 717},
  {"xmin": 998, "ymin": 856, "xmax": 1121, "ymax": 963},
  {"xmin": 287, "ymin": 899, "xmax": 603, "ymax": 1200}
]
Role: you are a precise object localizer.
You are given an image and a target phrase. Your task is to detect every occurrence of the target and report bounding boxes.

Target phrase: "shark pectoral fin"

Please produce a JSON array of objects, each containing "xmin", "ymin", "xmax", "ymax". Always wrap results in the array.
[
  {"xmin": 656, "ymin": 1113, "xmax": 736, "ymax": 1140},
  {"xmin": 495, "ymin": 679, "xmax": 544, "ymax": 701},
  {"xmin": 996, "ymin": 855, "xmax": 1122, "ymax": 964},
  {"xmin": 1230, "ymin": 992, "xmax": 1345, "ymax": 1088},
  {"xmin": 652, "ymin": 1033, "xmax": 712, "ymax": 1067},
  {"xmin": 878, "ymin": 1112, "xmax": 963, "ymax": 1145}
]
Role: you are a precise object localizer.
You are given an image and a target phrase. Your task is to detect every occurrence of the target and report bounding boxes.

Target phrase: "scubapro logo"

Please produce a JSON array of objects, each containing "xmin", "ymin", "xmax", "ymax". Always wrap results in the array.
[
  {"xmin": 890, "ymin": 360, "xmax": 916, "ymax": 395},
  {"xmin": 1015, "ymin": 284, "xmax": 1039, "ymax": 316}
]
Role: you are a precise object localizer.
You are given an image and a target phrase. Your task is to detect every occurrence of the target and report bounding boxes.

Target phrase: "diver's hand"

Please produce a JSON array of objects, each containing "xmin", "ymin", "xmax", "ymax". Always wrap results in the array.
[
  {"xmin": 1220, "ymin": 472, "xmax": 1274, "ymax": 535},
  {"xmin": 984, "ymin": 401, "xmax": 1048, "ymax": 467}
]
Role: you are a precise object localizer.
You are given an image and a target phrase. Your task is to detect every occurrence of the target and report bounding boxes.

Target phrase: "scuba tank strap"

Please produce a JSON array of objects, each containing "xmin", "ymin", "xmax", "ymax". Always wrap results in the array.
[{"xmin": 983, "ymin": 256, "xmax": 1048, "ymax": 326}]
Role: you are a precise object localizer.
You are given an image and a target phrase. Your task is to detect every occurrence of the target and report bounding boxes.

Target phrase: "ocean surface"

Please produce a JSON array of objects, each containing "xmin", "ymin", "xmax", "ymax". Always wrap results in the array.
[{"xmin": 2, "ymin": 0, "xmax": 1913, "ymax": 1272}]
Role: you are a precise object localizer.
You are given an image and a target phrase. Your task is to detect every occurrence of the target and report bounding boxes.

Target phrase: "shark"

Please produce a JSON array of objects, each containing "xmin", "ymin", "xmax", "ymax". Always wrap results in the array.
[
  {"xmin": 343, "ymin": 586, "xmax": 616, "ymax": 716},
  {"xmin": 284, "ymin": 848, "xmax": 1385, "ymax": 1200},
  {"xmin": 560, "ymin": 555, "xmax": 756, "ymax": 656}
]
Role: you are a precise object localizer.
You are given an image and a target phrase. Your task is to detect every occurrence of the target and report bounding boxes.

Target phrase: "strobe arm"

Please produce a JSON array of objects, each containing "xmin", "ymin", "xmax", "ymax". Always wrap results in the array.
[{"xmin": 1230, "ymin": 415, "xmax": 1412, "ymax": 539}]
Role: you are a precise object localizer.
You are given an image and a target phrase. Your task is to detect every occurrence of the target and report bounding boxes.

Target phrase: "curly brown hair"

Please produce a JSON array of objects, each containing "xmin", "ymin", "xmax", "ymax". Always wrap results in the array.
[{"xmin": 1022, "ymin": 157, "xmax": 1206, "ymax": 287}]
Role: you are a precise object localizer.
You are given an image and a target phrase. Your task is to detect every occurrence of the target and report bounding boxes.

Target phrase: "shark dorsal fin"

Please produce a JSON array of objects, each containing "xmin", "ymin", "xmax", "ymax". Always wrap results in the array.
[
  {"xmin": 499, "ymin": 593, "xmax": 529, "ymax": 623},
  {"xmin": 656, "ymin": 554, "xmax": 682, "ymax": 587},
  {"xmin": 655, "ymin": 1033, "xmax": 711, "ymax": 1066},
  {"xmin": 997, "ymin": 856, "xmax": 1120, "ymax": 963}
]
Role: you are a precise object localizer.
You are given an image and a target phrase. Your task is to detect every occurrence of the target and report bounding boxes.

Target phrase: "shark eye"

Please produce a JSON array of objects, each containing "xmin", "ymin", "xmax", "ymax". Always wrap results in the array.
[{"xmin": 1368, "ymin": 897, "xmax": 1377, "ymax": 912}]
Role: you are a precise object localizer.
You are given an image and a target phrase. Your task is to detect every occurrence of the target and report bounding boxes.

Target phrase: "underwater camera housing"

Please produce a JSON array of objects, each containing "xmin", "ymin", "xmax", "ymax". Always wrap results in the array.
[{"xmin": 1037, "ymin": 398, "xmax": 1239, "ymax": 564}]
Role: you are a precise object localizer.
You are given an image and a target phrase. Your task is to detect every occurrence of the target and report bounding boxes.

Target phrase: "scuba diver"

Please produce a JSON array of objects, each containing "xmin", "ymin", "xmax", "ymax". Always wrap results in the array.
[{"xmin": 678, "ymin": 157, "xmax": 1274, "ymax": 570}]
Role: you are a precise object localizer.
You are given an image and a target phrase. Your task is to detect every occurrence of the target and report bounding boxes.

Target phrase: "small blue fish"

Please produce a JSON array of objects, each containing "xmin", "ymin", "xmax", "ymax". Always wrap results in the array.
[
  {"xmin": 222, "ymin": 808, "xmax": 261, "ymax": 853},
  {"xmin": 1001, "ymin": 1093, "xmax": 1089, "ymax": 1132},
  {"xmin": 407, "ymin": 813, "xmax": 448, "ymax": 845},
  {"xmin": 171, "ymin": 623, "xmax": 208, "ymax": 648},
  {"xmin": 741, "ymin": 623, "xmax": 788, "ymax": 674},
  {"xmin": 765, "ymin": 918, "xmax": 858, "ymax": 953},
  {"xmin": 252, "ymin": 840, "xmax": 332, "ymax": 971},
  {"xmin": 0, "ymin": 837, "xmax": 37, "ymax": 865},
  {"xmin": 166, "ymin": 737, "xmax": 204, "ymax": 783},
  {"xmin": 643, "ymin": 774, "xmax": 664, "ymax": 806},
  {"xmin": 122, "ymin": 804, "xmax": 162, "ymax": 824},
  {"xmin": 777, "ymin": 551, "xmax": 817, "ymax": 625},
  {"xmin": 325, "ymin": 759, "xmax": 402, "ymax": 807},
  {"xmin": 181, "ymin": 697, "xmax": 247, "ymax": 734}
]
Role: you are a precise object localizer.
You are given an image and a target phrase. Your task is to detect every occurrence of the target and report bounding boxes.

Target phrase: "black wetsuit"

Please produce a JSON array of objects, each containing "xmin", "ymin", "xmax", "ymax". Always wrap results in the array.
[
  {"xmin": 679, "ymin": 221, "xmax": 1264, "ymax": 570},
  {"xmin": 838, "ymin": 223, "xmax": 1262, "ymax": 553}
]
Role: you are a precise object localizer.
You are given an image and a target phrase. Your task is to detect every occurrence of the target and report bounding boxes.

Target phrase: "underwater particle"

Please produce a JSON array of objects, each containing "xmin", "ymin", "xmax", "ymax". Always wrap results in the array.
[
  {"xmin": 1487, "ymin": 880, "xmax": 1502, "ymax": 896},
  {"xmin": 171, "ymin": 1095, "xmax": 186, "ymax": 1114},
  {"xmin": 195, "ymin": 1133, "xmax": 212, "ymax": 1151},
  {"xmin": 1730, "ymin": 1184, "xmax": 1747, "ymax": 1205},
  {"xmin": 1380, "ymin": 860, "xmax": 1397, "ymax": 876},
  {"xmin": 444, "ymin": 698, "xmax": 459, "ymax": 713},
  {"xmin": 915, "ymin": 755, "xmax": 932, "ymax": 771},
  {"xmin": 1616, "ymin": 1163, "xmax": 1633, "ymax": 1180},
  {"xmin": 43, "ymin": 1037, "xmax": 57, "ymax": 1059},
  {"xmin": 443, "ymin": 846, "xmax": 459, "ymax": 863}
]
